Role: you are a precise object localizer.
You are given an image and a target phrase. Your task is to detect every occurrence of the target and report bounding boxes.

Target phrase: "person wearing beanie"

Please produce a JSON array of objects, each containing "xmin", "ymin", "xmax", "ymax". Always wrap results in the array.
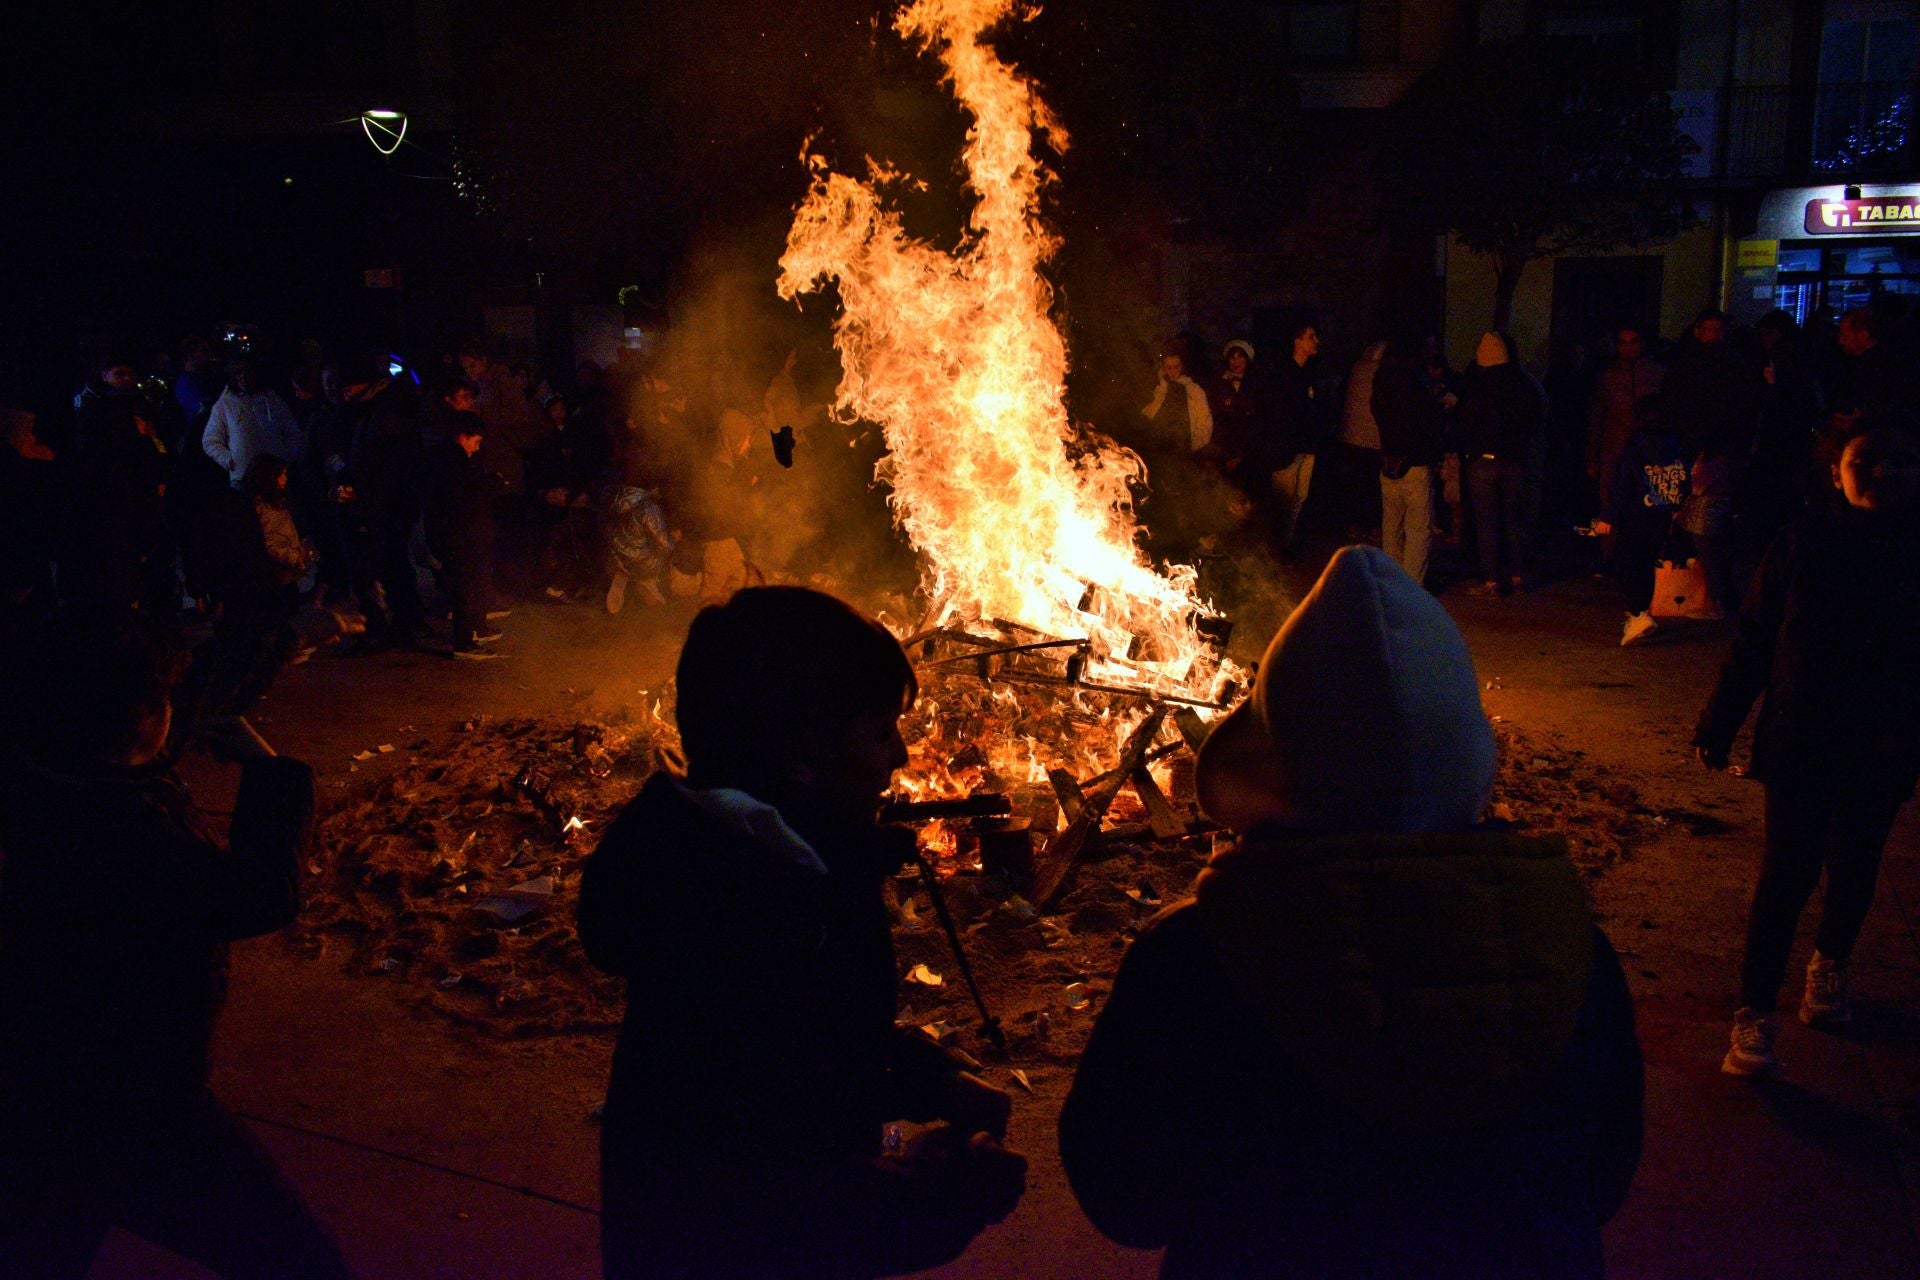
[{"xmin": 1060, "ymin": 546, "xmax": 1643, "ymax": 1278}]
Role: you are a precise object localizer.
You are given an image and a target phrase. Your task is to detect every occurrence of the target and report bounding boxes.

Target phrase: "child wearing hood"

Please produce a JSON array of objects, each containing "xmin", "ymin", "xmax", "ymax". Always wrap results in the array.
[
  {"xmin": 1060, "ymin": 546, "xmax": 1643, "ymax": 1279},
  {"xmin": 579, "ymin": 587, "xmax": 1026, "ymax": 1279}
]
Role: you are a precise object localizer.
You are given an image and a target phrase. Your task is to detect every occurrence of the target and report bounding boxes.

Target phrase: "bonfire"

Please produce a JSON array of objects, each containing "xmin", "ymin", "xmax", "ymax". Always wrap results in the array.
[{"xmin": 778, "ymin": 0, "xmax": 1244, "ymax": 890}]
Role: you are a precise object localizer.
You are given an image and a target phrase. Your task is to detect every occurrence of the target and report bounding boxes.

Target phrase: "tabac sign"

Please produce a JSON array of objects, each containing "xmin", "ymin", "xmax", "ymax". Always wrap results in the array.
[{"xmin": 1805, "ymin": 196, "xmax": 1920, "ymax": 234}]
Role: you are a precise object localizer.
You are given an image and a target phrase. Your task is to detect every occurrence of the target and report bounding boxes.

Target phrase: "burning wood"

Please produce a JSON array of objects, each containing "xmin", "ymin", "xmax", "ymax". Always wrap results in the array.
[{"xmin": 1030, "ymin": 709, "xmax": 1168, "ymax": 908}]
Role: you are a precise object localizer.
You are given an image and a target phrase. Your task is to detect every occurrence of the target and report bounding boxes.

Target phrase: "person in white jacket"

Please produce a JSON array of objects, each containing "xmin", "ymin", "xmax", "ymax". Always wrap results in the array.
[
  {"xmin": 1142, "ymin": 351, "xmax": 1214, "ymax": 454},
  {"xmin": 201, "ymin": 360, "xmax": 303, "ymax": 489}
]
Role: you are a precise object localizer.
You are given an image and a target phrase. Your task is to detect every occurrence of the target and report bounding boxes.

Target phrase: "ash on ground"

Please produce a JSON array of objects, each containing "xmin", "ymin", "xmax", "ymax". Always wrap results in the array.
[{"xmin": 295, "ymin": 714, "xmax": 1666, "ymax": 1067}]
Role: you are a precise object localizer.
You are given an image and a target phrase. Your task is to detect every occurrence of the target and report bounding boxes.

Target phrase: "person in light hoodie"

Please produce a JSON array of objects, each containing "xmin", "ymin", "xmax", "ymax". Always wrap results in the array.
[
  {"xmin": 1061, "ymin": 545, "xmax": 1644, "ymax": 1280},
  {"xmin": 201, "ymin": 358, "xmax": 303, "ymax": 489}
]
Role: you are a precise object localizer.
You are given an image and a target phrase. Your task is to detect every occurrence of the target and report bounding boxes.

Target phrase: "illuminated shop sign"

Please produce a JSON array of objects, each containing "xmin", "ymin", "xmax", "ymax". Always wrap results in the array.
[{"xmin": 1805, "ymin": 196, "xmax": 1920, "ymax": 234}]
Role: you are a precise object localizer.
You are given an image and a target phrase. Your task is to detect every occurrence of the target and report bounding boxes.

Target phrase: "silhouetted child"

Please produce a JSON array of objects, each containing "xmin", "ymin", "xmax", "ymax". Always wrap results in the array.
[
  {"xmin": 0, "ymin": 611, "xmax": 351, "ymax": 1279},
  {"xmin": 427, "ymin": 412, "xmax": 499, "ymax": 661},
  {"xmin": 1593, "ymin": 395, "xmax": 1688, "ymax": 646},
  {"xmin": 579, "ymin": 587, "xmax": 1026, "ymax": 1279}
]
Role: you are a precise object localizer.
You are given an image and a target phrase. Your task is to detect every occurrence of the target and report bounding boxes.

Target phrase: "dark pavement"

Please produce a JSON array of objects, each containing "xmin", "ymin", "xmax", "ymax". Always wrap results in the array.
[{"xmin": 88, "ymin": 569, "xmax": 1920, "ymax": 1279}]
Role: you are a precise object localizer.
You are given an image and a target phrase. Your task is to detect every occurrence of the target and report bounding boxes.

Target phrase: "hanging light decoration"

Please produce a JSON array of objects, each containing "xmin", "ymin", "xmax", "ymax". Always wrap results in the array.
[{"xmin": 360, "ymin": 109, "xmax": 408, "ymax": 156}]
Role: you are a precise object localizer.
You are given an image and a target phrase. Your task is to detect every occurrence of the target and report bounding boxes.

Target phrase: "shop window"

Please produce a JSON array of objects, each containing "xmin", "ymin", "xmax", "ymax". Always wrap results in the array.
[{"xmin": 1778, "ymin": 246, "xmax": 1824, "ymax": 273}]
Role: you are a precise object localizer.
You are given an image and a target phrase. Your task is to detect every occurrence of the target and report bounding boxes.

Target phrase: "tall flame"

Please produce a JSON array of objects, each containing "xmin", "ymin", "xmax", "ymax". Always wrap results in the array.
[{"xmin": 778, "ymin": 0, "xmax": 1228, "ymax": 703}]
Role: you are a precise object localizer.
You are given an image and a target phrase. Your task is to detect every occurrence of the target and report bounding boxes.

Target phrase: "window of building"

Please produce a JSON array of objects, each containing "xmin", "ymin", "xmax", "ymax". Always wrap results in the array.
[
  {"xmin": 1815, "ymin": 2, "xmax": 1915, "ymax": 171},
  {"xmin": 1254, "ymin": 2, "xmax": 1360, "ymax": 64}
]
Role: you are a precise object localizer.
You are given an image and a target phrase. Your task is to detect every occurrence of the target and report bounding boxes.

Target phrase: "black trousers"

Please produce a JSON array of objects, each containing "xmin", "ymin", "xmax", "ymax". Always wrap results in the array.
[
  {"xmin": 440, "ymin": 543, "xmax": 491, "ymax": 646},
  {"xmin": 1739, "ymin": 776, "xmax": 1910, "ymax": 1012},
  {"xmin": 1469, "ymin": 457, "xmax": 1527, "ymax": 584},
  {"xmin": 362, "ymin": 514, "xmax": 422, "ymax": 638},
  {"xmin": 1611, "ymin": 511, "xmax": 1672, "ymax": 615},
  {"xmin": 0, "ymin": 1094, "xmax": 352, "ymax": 1280}
]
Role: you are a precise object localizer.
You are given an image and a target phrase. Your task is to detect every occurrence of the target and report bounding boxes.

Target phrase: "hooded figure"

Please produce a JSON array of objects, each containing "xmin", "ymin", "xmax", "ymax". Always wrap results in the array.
[{"xmin": 1060, "ymin": 547, "xmax": 1642, "ymax": 1279}]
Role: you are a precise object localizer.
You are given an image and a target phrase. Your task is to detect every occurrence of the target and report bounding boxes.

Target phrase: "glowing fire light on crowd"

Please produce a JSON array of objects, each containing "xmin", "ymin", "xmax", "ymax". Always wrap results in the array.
[{"xmin": 777, "ymin": 0, "xmax": 1234, "ymax": 711}]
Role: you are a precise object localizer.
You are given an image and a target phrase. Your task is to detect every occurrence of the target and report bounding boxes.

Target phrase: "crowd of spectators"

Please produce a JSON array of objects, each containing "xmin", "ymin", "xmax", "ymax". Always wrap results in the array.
[
  {"xmin": 1133, "ymin": 295, "xmax": 1920, "ymax": 645},
  {"xmin": 0, "ymin": 328, "xmax": 840, "ymax": 745}
]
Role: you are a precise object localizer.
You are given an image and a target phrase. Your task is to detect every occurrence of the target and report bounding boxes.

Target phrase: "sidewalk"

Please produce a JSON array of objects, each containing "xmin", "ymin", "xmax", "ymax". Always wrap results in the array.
[{"xmin": 88, "ymin": 576, "xmax": 1919, "ymax": 1279}]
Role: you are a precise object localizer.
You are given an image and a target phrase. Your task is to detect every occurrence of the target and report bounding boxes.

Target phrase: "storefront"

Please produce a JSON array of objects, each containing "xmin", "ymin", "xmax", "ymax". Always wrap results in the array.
[{"xmin": 1732, "ymin": 183, "xmax": 1920, "ymax": 326}]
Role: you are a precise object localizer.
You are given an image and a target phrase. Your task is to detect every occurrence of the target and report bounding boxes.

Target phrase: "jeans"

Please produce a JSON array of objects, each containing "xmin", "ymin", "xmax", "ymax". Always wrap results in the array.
[
  {"xmin": 1379, "ymin": 465, "xmax": 1433, "ymax": 585},
  {"xmin": 1468, "ymin": 456, "xmax": 1527, "ymax": 584},
  {"xmin": 1738, "ymin": 777, "xmax": 1910, "ymax": 1012},
  {"xmin": 1268, "ymin": 454, "xmax": 1315, "ymax": 550}
]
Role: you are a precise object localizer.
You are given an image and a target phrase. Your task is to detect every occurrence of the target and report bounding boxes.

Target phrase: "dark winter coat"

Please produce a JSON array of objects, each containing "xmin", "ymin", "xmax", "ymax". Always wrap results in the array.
[
  {"xmin": 427, "ymin": 443, "xmax": 496, "ymax": 567},
  {"xmin": 1827, "ymin": 344, "xmax": 1918, "ymax": 430},
  {"xmin": 1371, "ymin": 362, "xmax": 1447, "ymax": 469},
  {"xmin": 1060, "ymin": 828, "xmax": 1643, "ymax": 1280},
  {"xmin": 1260, "ymin": 358, "xmax": 1330, "ymax": 470},
  {"xmin": 1210, "ymin": 368, "xmax": 1270, "ymax": 463},
  {"xmin": 1662, "ymin": 344, "xmax": 1759, "ymax": 456},
  {"xmin": 63, "ymin": 422, "xmax": 174, "ymax": 612},
  {"xmin": 347, "ymin": 394, "xmax": 425, "ymax": 530},
  {"xmin": 1694, "ymin": 507, "xmax": 1920, "ymax": 792},
  {"xmin": 579, "ymin": 773, "xmax": 974, "ymax": 1270},
  {"xmin": 1586, "ymin": 357, "xmax": 1666, "ymax": 476},
  {"xmin": 527, "ymin": 417, "xmax": 611, "ymax": 499},
  {"xmin": 0, "ymin": 752, "xmax": 311, "ymax": 1143},
  {"xmin": 1455, "ymin": 362, "xmax": 1545, "ymax": 461},
  {"xmin": 1602, "ymin": 428, "xmax": 1690, "ymax": 528},
  {"xmin": 303, "ymin": 400, "xmax": 363, "ymax": 499},
  {"xmin": 580, "ymin": 772, "xmax": 963, "ymax": 1169}
]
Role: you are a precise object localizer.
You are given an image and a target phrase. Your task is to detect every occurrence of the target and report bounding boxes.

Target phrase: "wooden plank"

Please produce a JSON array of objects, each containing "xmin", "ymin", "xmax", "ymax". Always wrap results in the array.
[
  {"xmin": 1030, "ymin": 709, "xmax": 1167, "ymax": 908},
  {"xmin": 1129, "ymin": 765, "xmax": 1186, "ymax": 839}
]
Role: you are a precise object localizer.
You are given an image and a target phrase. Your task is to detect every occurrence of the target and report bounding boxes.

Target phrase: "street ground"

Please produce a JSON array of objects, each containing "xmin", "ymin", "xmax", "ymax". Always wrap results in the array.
[{"xmin": 89, "ymin": 561, "xmax": 1920, "ymax": 1280}]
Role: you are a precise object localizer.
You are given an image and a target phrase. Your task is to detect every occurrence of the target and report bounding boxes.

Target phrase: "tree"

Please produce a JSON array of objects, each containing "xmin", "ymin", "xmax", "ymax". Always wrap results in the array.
[{"xmin": 1378, "ymin": 36, "xmax": 1699, "ymax": 330}]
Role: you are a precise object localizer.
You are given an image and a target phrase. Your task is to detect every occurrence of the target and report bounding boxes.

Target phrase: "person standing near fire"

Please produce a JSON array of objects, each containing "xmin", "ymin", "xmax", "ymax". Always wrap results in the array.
[
  {"xmin": 579, "ymin": 587, "xmax": 1026, "ymax": 1279},
  {"xmin": 1696, "ymin": 418, "xmax": 1920, "ymax": 1078},
  {"xmin": 1260, "ymin": 320, "xmax": 1332, "ymax": 562},
  {"xmin": 0, "ymin": 610, "xmax": 354, "ymax": 1279},
  {"xmin": 1060, "ymin": 546, "xmax": 1643, "ymax": 1278}
]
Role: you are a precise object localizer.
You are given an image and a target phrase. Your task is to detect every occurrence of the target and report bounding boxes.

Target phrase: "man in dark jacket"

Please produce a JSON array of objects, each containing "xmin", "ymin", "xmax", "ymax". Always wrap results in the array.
[
  {"xmin": 1062, "ymin": 548, "xmax": 1643, "ymax": 1279},
  {"xmin": 1372, "ymin": 336, "xmax": 1448, "ymax": 585},
  {"xmin": 0, "ymin": 612, "xmax": 351, "ymax": 1279},
  {"xmin": 1827, "ymin": 306, "xmax": 1918, "ymax": 432},
  {"xmin": 1663, "ymin": 309, "xmax": 1760, "ymax": 460},
  {"xmin": 1457, "ymin": 331, "xmax": 1546, "ymax": 594},
  {"xmin": 343, "ymin": 376, "xmax": 426, "ymax": 647},
  {"xmin": 579, "ymin": 587, "xmax": 1024, "ymax": 1279},
  {"xmin": 427, "ymin": 412, "xmax": 499, "ymax": 661}
]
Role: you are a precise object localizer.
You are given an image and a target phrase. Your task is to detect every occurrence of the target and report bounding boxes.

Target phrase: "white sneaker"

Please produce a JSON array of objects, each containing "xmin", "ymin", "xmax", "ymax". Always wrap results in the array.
[
  {"xmin": 1800, "ymin": 952, "xmax": 1852, "ymax": 1026},
  {"xmin": 1620, "ymin": 611, "xmax": 1659, "ymax": 647},
  {"xmin": 1722, "ymin": 1008, "xmax": 1780, "ymax": 1076},
  {"xmin": 606, "ymin": 573, "xmax": 629, "ymax": 615}
]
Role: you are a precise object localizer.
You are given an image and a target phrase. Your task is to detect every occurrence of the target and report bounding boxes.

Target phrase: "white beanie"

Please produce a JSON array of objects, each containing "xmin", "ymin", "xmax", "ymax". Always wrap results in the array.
[{"xmin": 1194, "ymin": 546, "xmax": 1497, "ymax": 833}]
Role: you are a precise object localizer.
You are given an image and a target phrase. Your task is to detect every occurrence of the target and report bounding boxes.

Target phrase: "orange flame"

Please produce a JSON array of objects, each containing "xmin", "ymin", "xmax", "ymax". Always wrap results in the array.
[{"xmin": 777, "ymin": 0, "xmax": 1234, "ymax": 707}]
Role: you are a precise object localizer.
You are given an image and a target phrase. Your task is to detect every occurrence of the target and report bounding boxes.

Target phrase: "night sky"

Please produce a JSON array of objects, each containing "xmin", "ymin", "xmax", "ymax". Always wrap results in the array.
[{"xmin": 0, "ymin": 1, "xmax": 1301, "ymax": 409}]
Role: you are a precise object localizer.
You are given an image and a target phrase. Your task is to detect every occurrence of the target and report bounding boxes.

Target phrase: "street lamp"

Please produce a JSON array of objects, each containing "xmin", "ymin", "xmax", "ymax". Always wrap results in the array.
[{"xmin": 360, "ymin": 109, "xmax": 408, "ymax": 156}]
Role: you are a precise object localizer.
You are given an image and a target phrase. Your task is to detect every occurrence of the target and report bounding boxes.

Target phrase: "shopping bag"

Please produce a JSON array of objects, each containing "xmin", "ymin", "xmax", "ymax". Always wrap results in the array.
[{"xmin": 1650, "ymin": 558, "xmax": 1708, "ymax": 618}]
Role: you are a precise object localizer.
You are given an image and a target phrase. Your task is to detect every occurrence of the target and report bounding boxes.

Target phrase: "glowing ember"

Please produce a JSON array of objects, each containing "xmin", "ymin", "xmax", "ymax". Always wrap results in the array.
[{"xmin": 777, "ymin": 0, "xmax": 1238, "ymax": 738}]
